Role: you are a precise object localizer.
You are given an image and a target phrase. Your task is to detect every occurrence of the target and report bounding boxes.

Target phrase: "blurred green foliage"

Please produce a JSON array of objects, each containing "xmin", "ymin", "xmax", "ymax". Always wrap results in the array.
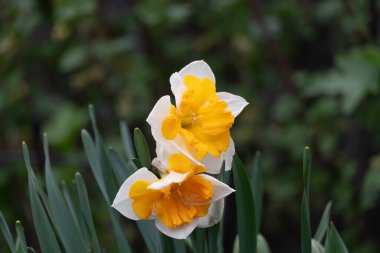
[{"xmin": 1, "ymin": 0, "xmax": 380, "ymax": 252}]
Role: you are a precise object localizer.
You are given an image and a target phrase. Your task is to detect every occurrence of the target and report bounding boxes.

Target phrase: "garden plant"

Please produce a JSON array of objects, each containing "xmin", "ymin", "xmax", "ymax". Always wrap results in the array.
[{"xmin": 0, "ymin": 61, "xmax": 350, "ymax": 253}]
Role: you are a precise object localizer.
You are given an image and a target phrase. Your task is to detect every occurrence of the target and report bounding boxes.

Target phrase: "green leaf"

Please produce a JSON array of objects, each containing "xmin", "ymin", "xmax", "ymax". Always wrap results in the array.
[
  {"xmin": 82, "ymin": 129, "xmax": 110, "ymax": 203},
  {"xmin": 120, "ymin": 121, "xmax": 136, "ymax": 159},
  {"xmin": 301, "ymin": 147, "xmax": 312, "ymax": 253},
  {"xmin": 303, "ymin": 147, "xmax": 311, "ymax": 196},
  {"xmin": 109, "ymin": 147, "xmax": 136, "ymax": 184},
  {"xmin": 257, "ymin": 234, "xmax": 271, "ymax": 253},
  {"xmin": 312, "ymin": 239, "xmax": 325, "ymax": 253},
  {"xmin": 325, "ymin": 223, "xmax": 349, "ymax": 253},
  {"xmin": 0, "ymin": 212, "xmax": 16, "ymax": 253},
  {"xmin": 208, "ymin": 224, "xmax": 223, "ymax": 253},
  {"xmin": 233, "ymin": 156, "xmax": 257, "ymax": 253},
  {"xmin": 191, "ymin": 228, "xmax": 207, "ymax": 253},
  {"xmin": 174, "ymin": 239, "xmax": 186, "ymax": 253},
  {"xmin": 61, "ymin": 183, "xmax": 89, "ymax": 244},
  {"xmin": 15, "ymin": 221, "xmax": 27, "ymax": 253},
  {"xmin": 27, "ymin": 248, "xmax": 37, "ymax": 253},
  {"xmin": 43, "ymin": 135, "xmax": 88, "ymax": 253},
  {"xmin": 134, "ymin": 128, "xmax": 152, "ymax": 168},
  {"xmin": 22, "ymin": 142, "xmax": 62, "ymax": 253},
  {"xmin": 136, "ymin": 220, "xmax": 161, "ymax": 253},
  {"xmin": 88, "ymin": 105, "xmax": 117, "ymax": 202},
  {"xmin": 132, "ymin": 158, "xmax": 143, "ymax": 169},
  {"xmin": 85, "ymin": 106, "xmax": 132, "ymax": 253},
  {"xmin": 314, "ymin": 201, "xmax": 333, "ymax": 242},
  {"xmin": 108, "ymin": 208, "xmax": 132, "ymax": 253},
  {"xmin": 252, "ymin": 151, "xmax": 263, "ymax": 232},
  {"xmin": 75, "ymin": 173, "xmax": 101, "ymax": 253},
  {"xmin": 159, "ymin": 233, "xmax": 176, "ymax": 253}
]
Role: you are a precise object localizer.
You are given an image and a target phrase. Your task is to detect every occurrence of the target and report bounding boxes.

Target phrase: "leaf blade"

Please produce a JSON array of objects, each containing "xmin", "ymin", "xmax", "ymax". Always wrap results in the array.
[
  {"xmin": 252, "ymin": 151, "xmax": 263, "ymax": 233},
  {"xmin": 233, "ymin": 156, "xmax": 257, "ymax": 253},
  {"xmin": 134, "ymin": 128, "xmax": 152, "ymax": 168},
  {"xmin": 43, "ymin": 135, "xmax": 88, "ymax": 253},
  {"xmin": 22, "ymin": 142, "xmax": 62, "ymax": 253},
  {"xmin": 75, "ymin": 173, "xmax": 102, "ymax": 253},
  {"xmin": 15, "ymin": 221, "xmax": 27, "ymax": 253},
  {"xmin": 0, "ymin": 212, "xmax": 16, "ymax": 253},
  {"xmin": 325, "ymin": 223, "xmax": 349, "ymax": 253},
  {"xmin": 301, "ymin": 147, "xmax": 312, "ymax": 253},
  {"xmin": 314, "ymin": 201, "xmax": 333, "ymax": 242},
  {"xmin": 120, "ymin": 121, "xmax": 136, "ymax": 159}
]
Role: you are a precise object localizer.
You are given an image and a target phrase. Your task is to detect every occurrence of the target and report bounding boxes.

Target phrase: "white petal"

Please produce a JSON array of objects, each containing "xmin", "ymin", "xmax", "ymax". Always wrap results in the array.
[
  {"xmin": 200, "ymin": 139, "xmax": 235, "ymax": 173},
  {"xmin": 146, "ymin": 95, "xmax": 172, "ymax": 142},
  {"xmin": 112, "ymin": 168, "xmax": 158, "ymax": 220},
  {"xmin": 201, "ymin": 174, "xmax": 235, "ymax": 202},
  {"xmin": 217, "ymin": 92, "xmax": 249, "ymax": 117},
  {"xmin": 222, "ymin": 138, "xmax": 235, "ymax": 171},
  {"xmin": 200, "ymin": 154, "xmax": 224, "ymax": 174},
  {"xmin": 179, "ymin": 60, "xmax": 215, "ymax": 83},
  {"xmin": 155, "ymin": 141, "xmax": 203, "ymax": 171},
  {"xmin": 155, "ymin": 219, "xmax": 197, "ymax": 239},
  {"xmin": 148, "ymin": 171, "xmax": 189, "ymax": 190},
  {"xmin": 170, "ymin": 72, "xmax": 186, "ymax": 109},
  {"xmin": 197, "ymin": 199, "xmax": 224, "ymax": 228},
  {"xmin": 151, "ymin": 157, "xmax": 166, "ymax": 173}
]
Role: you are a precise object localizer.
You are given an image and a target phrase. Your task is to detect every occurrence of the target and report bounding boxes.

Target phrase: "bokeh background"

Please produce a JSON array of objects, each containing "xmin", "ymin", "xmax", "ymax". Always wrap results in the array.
[{"xmin": 1, "ymin": 0, "xmax": 380, "ymax": 252}]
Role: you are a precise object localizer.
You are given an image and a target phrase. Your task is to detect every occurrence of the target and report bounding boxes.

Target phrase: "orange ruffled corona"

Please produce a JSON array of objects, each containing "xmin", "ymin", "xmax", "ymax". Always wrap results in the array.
[
  {"xmin": 129, "ymin": 153, "xmax": 211, "ymax": 228},
  {"xmin": 129, "ymin": 175, "xmax": 213, "ymax": 228}
]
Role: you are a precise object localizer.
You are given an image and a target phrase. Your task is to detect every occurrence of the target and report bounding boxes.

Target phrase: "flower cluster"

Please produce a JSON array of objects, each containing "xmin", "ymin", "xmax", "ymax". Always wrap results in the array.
[{"xmin": 112, "ymin": 61, "xmax": 248, "ymax": 239}]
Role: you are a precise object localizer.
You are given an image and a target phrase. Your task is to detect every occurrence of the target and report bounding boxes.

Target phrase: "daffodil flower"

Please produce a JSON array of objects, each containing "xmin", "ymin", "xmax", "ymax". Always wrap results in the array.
[
  {"xmin": 147, "ymin": 60, "xmax": 248, "ymax": 173},
  {"xmin": 112, "ymin": 153, "xmax": 234, "ymax": 239}
]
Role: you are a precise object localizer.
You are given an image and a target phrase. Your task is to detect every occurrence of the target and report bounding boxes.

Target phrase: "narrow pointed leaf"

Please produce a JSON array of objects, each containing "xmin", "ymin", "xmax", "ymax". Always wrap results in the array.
[
  {"xmin": 314, "ymin": 201, "xmax": 333, "ymax": 242},
  {"xmin": 312, "ymin": 239, "xmax": 325, "ymax": 253},
  {"xmin": 134, "ymin": 128, "xmax": 152, "ymax": 168},
  {"xmin": 190, "ymin": 228, "xmax": 207, "ymax": 253},
  {"xmin": 62, "ymin": 183, "xmax": 89, "ymax": 244},
  {"xmin": 0, "ymin": 212, "xmax": 16, "ymax": 253},
  {"xmin": 132, "ymin": 158, "xmax": 143, "ymax": 169},
  {"xmin": 303, "ymin": 147, "xmax": 311, "ymax": 195},
  {"xmin": 252, "ymin": 151, "xmax": 263, "ymax": 232},
  {"xmin": 88, "ymin": 105, "xmax": 117, "ymax": 202},
  {"xmin": 82, "ymin": 129, "xmax": 110, "ymax": 203},
  {"xmin": 15, "ymin": 221, "xmax": 27, "ymax": 253},
  {"xmin": 75, "ymin": 173, "xmax": 101, "ymax": 253},
  {"xmin": 109, "ymin": 148, "xmax": 136, "ymax": 183},
  {"xmin": 22, "ymin": 142, "xmax": 62, "ymax": 253},
  {"xmin": 136, "ymin": 220, "xmax": 161, "ymax": 253},
  {"xmin": 301, "ymin": 147, "xmax": 312, "ymax": 253},
  {"xmin": 159, "ymin": 233, "xmax": 176, "ymax": 253},
  {"xmin": 86, "ymin": 107, "xmax": 133, "ymax": 251},
  {"xmin": 43, "ymin": 135, "xmax": 88, "ymax": 253},
  {"xmin": 174, "ymin": 239, "xmax": 186, "ymax": 253},
  {"xmin": 325, "ymin": 223, "xmax": 349, "ymax": 253},
  {"xmin": 108, "ymin": 208, "xmax": 132, "ymax": 253},
  {"xmin": 233, "ymin": 156, "xmax": 257, "ymax": 253},
  {"xmin": 208, "ymin": 224, "xmax": 222, "ymax": 253},
  {"xmin": 120, "ymin": 121, "xmax": 136, "ymax": 159}
]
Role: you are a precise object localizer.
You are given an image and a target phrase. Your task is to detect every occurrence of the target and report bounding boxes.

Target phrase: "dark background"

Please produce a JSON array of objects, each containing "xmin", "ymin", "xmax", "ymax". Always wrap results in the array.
[{"xmin": 1, "ymin": 0, "xmax": 380, "ymax": 252}]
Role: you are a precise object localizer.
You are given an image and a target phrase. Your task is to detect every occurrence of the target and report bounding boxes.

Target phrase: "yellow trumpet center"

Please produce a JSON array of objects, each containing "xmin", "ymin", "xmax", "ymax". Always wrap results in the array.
[{"xmin": 161, "ymin": 75, "xmax": 235, "ymax": 159}]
